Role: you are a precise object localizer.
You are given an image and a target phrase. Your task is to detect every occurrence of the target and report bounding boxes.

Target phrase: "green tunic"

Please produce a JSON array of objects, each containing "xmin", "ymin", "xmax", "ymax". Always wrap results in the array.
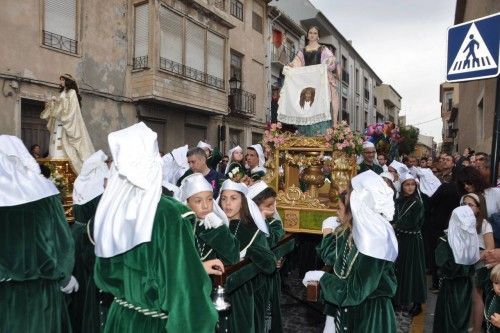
[
  {"xmin": 192, "ymin": 217, "xmax": 240, "ymax": 265},
  {"xmin": 393, "ymin": 196, "xmax": 427, "ymax": 305},
  {"xmin": 318, "ymin": 229, "xmax": 397, "ymax": 333},
  {"xmin": 221, "ymin": 219, "xmax": 277, "ymax": 333},
  {"xmin": 357, "ymin": 161, "xmax": 383, "ymax": 175},
  {"xmin": 69, "ymin": 195, "xmax": 103, "ymax": 333},
  {"xmin": 94, "ymin": 196, "xmax": 218, "ymax": 333},
  {"xmin": 484, "ymin": 289, "xmax": 500, "ymax": 333},
  {"xmin": 432, "ymin": 236, "xmax": 474, "ymax": 333},
  {"xmin": 265, "ymin": 218, "xmax": 286, "ymax": 333},
  {"xmin": 73, "ymin": 194, "xmax": 101, "ymax": 224},
  {"xmin": 0, "ymin": 195, "xmax": 74, "ymax": 333}
]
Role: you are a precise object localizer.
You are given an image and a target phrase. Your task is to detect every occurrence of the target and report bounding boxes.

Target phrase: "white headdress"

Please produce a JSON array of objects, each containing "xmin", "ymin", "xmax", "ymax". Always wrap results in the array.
[
  {"xmin": 389, "ymin": 160, "xmax": 409, "ymax": 177},
  {"xmin": 399, "ymin": 173, "xmax": 416, "ymax": 184},
  {"xmin": 249, "ymin": 144, "xmax": 265, "ymax": 168},
  {"xmin": 380, "ymin": 171, "xmax": 394, "ymax": 183},
  {"xmin": 362, "ymin": 141, "xmax": 375, "ymax": 149},
  {"xmin": 197, "ymin": 141, "xmax": 212, "ymax": 151},
  {"xmin": 162, "ymin": 144, "xmax": 189, "ymax": 185},
  {"xmin": 73, "ymin": 150, "xmax": 109, "ymax": 205},
  {"xmin": 224, "ymin": 145, "xmax": 243, "ymax": 174},
  {"xmin": 0, "ymin": 135, "xmax": 59, "ymax": 206},
  {"xmin": 94, "ymin": 122, "xmax": 162, "ymax": 258},
  {"xmin": 180, "ymin": 172, "xmax": 228, "ymax": 226},
  {"xmin": 447, "ymin": 206, "xmax": 480, "ymax": 265},
  {"xmin": 415, "ymin": 167, "xmax": 441, "ymax": 197},
  {"xmin": 218, "ymin": 179, "xmax": 269, "ymax": 236},
  {"xmin": 350, "ymin": 170, "xmax": 398, "ymax": 262}
]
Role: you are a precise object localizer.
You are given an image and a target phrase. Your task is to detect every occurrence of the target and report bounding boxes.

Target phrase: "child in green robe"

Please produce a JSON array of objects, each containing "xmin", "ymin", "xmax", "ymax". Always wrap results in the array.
[
  {"xmin": 218, "ymin": 179, "xmax": 277, "ymax": 333},
  {"xmin": 393, "ymin": 173, "xmax": 427, "ymax": 316},
  {"xmin": 304, "ymin": 170, "xmax": 398, "ymax": 333},
  {"xmin": 485, "ymin": 264, "xmax": 500, "ymax": 333},
  {"xmin": 181, "ymin": 172, "xmax": 240, "ymax": 266},
  {"xmin": 249, "ymin": 181, "xmax": 286, "ymax": 332},
  {"xmin": 432, "ymin": 205, "xmax": 479, "ymax": 333}
]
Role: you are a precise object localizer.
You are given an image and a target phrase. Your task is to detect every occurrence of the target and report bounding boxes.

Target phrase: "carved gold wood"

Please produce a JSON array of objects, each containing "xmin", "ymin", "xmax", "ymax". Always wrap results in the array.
[
  {"xmin": 276, "ymin": 185, "xmax": 327, "ymax": 209},
  {"xmin": 37, "ymin": 158, "xmax": 76, "ymax": 222},
  {"xmin": 266, "ymin": 134, "xmax": 358, "ymax": 233}
]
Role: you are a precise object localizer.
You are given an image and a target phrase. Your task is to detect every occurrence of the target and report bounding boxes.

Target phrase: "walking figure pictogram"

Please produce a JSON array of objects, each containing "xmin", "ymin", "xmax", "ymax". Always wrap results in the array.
[{"xmin": 463, "ymin": 34, "xmax": 480, "ymax": 68}]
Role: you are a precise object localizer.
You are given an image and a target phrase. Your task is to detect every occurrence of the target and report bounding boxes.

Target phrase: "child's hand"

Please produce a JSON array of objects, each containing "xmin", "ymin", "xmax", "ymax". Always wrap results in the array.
[{"xmin": 490, "ymin": 312, "xmax": 500, "ymax": 328}]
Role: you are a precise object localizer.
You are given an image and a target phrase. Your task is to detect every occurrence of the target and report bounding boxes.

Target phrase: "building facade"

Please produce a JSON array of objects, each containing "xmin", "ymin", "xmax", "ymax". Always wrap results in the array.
[
  {"xmin": 374, "ymin": 84, "xmax": 402, "ymax": 125},
  {"xmin": 0, "ymin": 0, "xmax": 271, "ymax": 156},
  {"xmin": 415, "ymin": 134, "xmax": 436, "ymax": 159},
  {"xmin": 453, "ymin": 0, "xmax": 500, "ymax": 154},
  {"xmin": 439, "ymin": 82, "xmax": 460, "ymax": 155}
]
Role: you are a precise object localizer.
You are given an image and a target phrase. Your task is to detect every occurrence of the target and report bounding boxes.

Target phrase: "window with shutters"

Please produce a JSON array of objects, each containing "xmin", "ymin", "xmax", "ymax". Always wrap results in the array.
[
  {"xmin": 230, "ymin": 0, "xmax": 243, "ymax": 21},
  {"xmin": 158, "ymin": 5, "xmax": 224, "ymax": 89},
  {"xmin": 252, "ymin": 3, "xmax": 263, "ymax": 34},
  {"xmin": 42, "ymin": 0, "xmax": 78, "ymax": 54},
  {"xmin": 133, "ymin": 3, "xmax": 149, "ymax": 69},
  {"xmin": 230, "ymin": 51, "xmax": 242, "ymax": 81}
]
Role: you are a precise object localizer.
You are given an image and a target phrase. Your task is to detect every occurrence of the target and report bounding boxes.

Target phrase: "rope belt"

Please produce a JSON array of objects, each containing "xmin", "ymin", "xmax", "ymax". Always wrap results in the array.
[
  {"xmin": 114, "ymin": 298, "xmax": 168, "ymax": 320},
  {"xmin": 395, "ymin": 229, "xmax": 421, "ymax": 235}
]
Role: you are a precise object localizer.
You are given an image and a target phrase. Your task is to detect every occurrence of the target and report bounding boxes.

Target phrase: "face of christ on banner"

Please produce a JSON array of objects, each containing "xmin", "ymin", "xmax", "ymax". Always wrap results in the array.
[{"xmin": 299, "ymin": 87, "xmax": 315, "ymax": 109}]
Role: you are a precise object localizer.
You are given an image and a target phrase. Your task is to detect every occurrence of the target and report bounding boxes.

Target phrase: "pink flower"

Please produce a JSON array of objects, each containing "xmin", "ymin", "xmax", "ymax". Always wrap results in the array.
[
  {"xmin": 336, "ymin": 143, "xmax": 343, "ymax": 150},
  {"xmin": 277, "ymin": 122, "xmax": 282, "ymax": 129},
  {"xmin": 271, "ymin": 123, "xmax": 277, "ymax": 131}
]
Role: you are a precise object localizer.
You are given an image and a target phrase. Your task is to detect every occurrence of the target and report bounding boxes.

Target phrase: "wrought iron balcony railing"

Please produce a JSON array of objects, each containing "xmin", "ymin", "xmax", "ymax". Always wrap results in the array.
[
  {"xmin": 42, "ymin": 30, "xmax": 78, "ymax": 54},
  {"xmin": 229, "ymin": 88, "xmax": 256, "ymax": 117},
  {"xmin": 133, "ymin": 56, "xmax": 149, "ymax": 70},
  {"xmin": 159, "ymin": 57, "xmax": 224, "ymax": 89}
]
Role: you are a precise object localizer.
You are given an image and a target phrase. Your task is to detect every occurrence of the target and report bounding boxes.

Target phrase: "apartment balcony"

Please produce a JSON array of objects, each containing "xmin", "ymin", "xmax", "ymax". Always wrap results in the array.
[
  {"xmin": 271, "ymin": 44, "xmax": 295, "ymax": 66},
  {"xmin": 228, "ymin": 88, "xmax": 256, "ymax": 118}
]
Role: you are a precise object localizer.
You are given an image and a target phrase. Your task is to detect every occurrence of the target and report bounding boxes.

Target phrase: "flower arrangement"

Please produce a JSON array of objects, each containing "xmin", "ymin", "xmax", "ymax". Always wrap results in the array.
[
  {"xmin": 227, "ymin": 164, "xmax": 246, "ymax": 182},
  {"xmin": 324, "ymin": 121, "xmax": 364, "ymax": 155},
  {"xmin": 262, "ymin": 122, "xmax": 290, "ymax": 156},
  {"xmin": 364, "ymin": 121, "xmax": 403, "ymax": 160},
  {"xmin": 44, "ymin": 163, "xmax": 68, "ymax": 199}
]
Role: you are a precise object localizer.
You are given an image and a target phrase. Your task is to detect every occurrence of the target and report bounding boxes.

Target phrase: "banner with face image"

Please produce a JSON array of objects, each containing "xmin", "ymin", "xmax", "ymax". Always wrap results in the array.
[{"xmin": 277, "ymin": 64, "xmax": 331, "ymax": 126}]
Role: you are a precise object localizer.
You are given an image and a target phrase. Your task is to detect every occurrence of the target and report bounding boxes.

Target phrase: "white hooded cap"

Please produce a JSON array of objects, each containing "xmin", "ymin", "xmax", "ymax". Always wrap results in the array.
[
  {"xmin": 0, "ymin": 135, "xmax": 59, "ymax": 206},
  {"xmin": 447, "ymin": 206, "xmax": 480, "ymax": 265},
  {"xmin": 93, "ymin": 122, "xmax": 162, "ymax": 258},
  {"xmin": 197, "ymin": 141, "xmax": 212, "ymax": 151},
  {"xmin": 73, "ymin": 150, "xmax": 109, "ymax": 205},
  {"xmin": 350, "ymin": 170, "xmax": 398, "ymax": 262}
]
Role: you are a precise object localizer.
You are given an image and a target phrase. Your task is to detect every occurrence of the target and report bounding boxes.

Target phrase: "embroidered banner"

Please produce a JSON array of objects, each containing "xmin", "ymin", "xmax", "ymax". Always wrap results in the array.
[{"xmin": 277, "ymin": 64, "xmax": 331, "ymax": 125}]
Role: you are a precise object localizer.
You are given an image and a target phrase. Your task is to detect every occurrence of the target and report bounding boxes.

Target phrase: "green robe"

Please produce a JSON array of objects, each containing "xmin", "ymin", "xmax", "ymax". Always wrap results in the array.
[
  {"xmin": 0, "ymin": 195, "xmax": 74, "ymax": 333},
  {"xmin": 70, "ymin": 195, "xmax": 112, "ymax": 333},
  {"xmin": 357, "ymin": 161, "xmax": 383, "ymax": 175},
  {"xmin": 73, "ymin": 194, "xmax": 101, "ymax": 224},
  {"xmin": 484, "ymin": 289, "xmax": 500, "ymax": 333},
  {"xmin": 94, "ymin": 196, "xmax": 218, "ymax": 333},
  {"xmin": 318, "ymin": 229, "xmax": 397, "ymax": 333},
  {"xmin": 432, "ymin": 236, "xmax": 474, "ymax": 333},
  {"xmin": 393, "ymin": 196, "xmax": 427, "ymax": 305},
  {"xmin": 264, "ymin": 218, "xmax": 286, "ymax": 333},
  {"xmin": 69, "ymin": 195, "xmax": 103, "ymax": 333},
  {"xmin": 192, "ymin": 217, "xmax": 240, "ymax": 265},
  {"xmin": 207, "ymin": 147, "xmax": 223, "ymax": 171},
  {"xmin": 221, "ymin": 219, "xmax": 277, "ymax": 333}
]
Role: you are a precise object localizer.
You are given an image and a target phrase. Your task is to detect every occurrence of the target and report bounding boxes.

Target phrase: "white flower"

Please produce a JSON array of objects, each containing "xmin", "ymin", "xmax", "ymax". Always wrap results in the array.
[{"xmin": 231, "ymin": 167, "xmax": 239, "ymax": 174}]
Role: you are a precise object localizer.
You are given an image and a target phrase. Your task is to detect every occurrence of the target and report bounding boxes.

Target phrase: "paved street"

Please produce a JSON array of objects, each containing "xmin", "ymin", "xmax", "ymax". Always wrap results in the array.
[{"xmin": 280, "ymin": 272, "xmax": 438, "ymax": 332}]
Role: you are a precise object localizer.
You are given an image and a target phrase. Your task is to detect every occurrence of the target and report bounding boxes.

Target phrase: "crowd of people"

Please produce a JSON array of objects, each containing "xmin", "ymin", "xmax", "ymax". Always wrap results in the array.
[{"xmin": 2, "ymin": 121, "xmax": 499, "ymax": 333}]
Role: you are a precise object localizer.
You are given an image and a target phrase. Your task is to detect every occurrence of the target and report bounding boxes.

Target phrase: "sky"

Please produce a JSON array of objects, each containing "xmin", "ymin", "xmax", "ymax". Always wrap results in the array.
[{"xmin": 310, "ymin": 0, "xmax": 457, "ymax": 142}]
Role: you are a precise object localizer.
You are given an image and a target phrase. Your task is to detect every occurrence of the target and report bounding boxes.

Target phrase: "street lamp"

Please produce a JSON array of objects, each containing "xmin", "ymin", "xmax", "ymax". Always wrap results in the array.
[{"xmin": 229, "ymin": 74, "xmax": 241, "ymax": 91}]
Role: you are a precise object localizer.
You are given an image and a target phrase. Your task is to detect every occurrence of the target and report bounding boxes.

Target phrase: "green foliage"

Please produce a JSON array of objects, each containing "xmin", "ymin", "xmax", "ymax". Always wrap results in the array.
[{"xmin": 398, "ymin": 126, "xmax": 419, "ymax": 156}]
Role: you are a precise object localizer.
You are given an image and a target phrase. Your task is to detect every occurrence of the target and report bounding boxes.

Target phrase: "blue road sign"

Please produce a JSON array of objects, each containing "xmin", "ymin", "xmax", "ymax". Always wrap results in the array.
[{"xmin": 447, "ymin": 13, "xmax": 500, "ymax": 82}]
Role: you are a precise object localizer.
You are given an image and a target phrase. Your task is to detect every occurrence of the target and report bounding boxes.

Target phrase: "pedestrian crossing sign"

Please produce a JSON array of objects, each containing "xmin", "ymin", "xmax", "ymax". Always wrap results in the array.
[{"xmin": 447, "ymin": 13, "xmax": 500, "ymax": 82}]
